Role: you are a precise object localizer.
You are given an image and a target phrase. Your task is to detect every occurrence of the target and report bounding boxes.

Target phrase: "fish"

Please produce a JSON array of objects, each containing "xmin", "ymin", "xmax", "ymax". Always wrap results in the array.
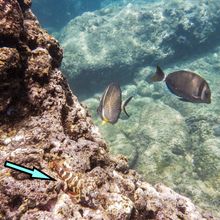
[
  {"xmin": 97, "ymin": 82, "xmax": 133, "ymax": 124},
  {"xmin": 149, "ymin": 66, "xmax": 211, "ymax": 104},
  {"xmin": 49, "ymin": 161, "xmax": 82, "ymax": 196}
]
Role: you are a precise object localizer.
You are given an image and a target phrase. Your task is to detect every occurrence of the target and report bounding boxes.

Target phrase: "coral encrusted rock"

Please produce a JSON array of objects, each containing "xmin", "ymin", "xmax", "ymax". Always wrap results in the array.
[{"xmin": 0, "ymin": 0, "xmax": 215, "ymax": 219}]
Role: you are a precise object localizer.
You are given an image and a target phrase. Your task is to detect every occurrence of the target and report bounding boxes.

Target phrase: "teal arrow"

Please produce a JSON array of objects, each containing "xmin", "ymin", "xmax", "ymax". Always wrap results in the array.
[{"xmin": 4, "ymin": 161, "xmax": 55, "ymax": 181}]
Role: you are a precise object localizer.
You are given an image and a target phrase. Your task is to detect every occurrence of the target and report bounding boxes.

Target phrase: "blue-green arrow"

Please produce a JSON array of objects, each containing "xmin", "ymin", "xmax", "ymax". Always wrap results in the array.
[{"xmin": 4, "ymin": 161, "xmax": 56, "ymax": 181}]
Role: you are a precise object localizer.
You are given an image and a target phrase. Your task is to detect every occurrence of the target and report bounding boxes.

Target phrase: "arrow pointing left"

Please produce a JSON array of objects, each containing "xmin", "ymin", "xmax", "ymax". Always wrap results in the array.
[{"xmin": 4, "ymin": 161, "xmax": 56, "ymax": 181}]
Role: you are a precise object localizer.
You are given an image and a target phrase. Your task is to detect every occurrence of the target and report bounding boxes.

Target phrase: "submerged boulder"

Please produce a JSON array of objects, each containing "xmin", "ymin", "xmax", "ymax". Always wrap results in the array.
[
  {"xmin": 61, "ymin": 0, "xmax": 220, "ymax": 94},
  {"xmin": 32, "ymin": 0, "xmax": 103, "ymax": 30}
]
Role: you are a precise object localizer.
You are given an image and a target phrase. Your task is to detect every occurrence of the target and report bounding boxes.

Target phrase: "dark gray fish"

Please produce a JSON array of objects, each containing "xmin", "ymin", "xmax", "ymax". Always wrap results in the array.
[
  {"xmin": 150, "ymin": 66, "xmax": 211, "ymax": 104},
  {"xmin": 97, "ymin": 82, "xmax": 133, "ymax": 124}
]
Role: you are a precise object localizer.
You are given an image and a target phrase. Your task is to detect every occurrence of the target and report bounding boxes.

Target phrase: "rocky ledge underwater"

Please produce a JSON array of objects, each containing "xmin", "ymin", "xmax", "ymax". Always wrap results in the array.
[{"xmin": 0, "ymin": 0, "xmax": 219, "ymax": 219}]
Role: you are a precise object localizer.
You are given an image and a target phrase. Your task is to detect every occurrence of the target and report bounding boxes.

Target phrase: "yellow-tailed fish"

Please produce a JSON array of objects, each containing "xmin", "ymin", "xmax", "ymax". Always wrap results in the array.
[{"xmin": 97, "ymin": 82, "xmax": 133, "ymax": 124}]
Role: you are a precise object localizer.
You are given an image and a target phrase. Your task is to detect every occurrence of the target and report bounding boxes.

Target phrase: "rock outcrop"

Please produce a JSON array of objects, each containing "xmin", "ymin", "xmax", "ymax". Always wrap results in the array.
[
  {"xmin": 0, "ymin": 0, "xmax": 215, "ymax": 219},
  {"xmin": 32, "ymin": 0, "xmax": 103, "ymax": 30},
  {"xmin": 60, "ymin": 0, "xmax": 220, "ymax": 95}
]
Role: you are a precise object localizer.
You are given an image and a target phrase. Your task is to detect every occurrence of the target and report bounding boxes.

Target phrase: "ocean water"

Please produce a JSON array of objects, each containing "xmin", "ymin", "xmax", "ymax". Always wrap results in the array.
[{"xmin": 32, "ymin": 0, "xmax": 220, "ymax": 217}]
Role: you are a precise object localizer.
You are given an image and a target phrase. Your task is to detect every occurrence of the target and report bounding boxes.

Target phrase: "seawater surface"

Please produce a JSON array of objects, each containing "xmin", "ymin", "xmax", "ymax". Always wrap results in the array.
[{"xmin": 32, "ymin": 0, "xmax": 220, "ymax": 216}]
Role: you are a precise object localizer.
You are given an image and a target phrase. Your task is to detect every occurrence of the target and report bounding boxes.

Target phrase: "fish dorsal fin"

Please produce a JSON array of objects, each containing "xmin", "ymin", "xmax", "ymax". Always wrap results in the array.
[{"xmin": 122, "ymin": 96, "xmax": 133, "ymax": 117}]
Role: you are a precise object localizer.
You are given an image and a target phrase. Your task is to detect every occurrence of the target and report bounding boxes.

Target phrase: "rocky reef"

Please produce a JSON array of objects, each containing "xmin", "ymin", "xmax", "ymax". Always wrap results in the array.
[
  {"xmin": 31, "ymin": 0, "xmax": 153, "ymax": 31},
  {"xmin": 0, "ymin": 0, "xmax": 215, "ymax": 219},
  {"xmin": 84, "ymin": 45, "xmax": 220, "ymax": 218},
  {"xmin": 60, "ymin": 0, "xmax": 220, "ymax": 95}
]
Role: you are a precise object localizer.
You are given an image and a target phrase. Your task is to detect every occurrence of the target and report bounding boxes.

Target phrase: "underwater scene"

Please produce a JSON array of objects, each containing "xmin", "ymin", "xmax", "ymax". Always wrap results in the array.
[{"xmin": 31, "ymin": 0, "xmax": 220, "ymax": 217}]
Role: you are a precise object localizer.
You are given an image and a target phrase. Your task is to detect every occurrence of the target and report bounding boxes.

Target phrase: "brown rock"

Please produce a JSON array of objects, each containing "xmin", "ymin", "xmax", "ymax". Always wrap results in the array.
[
  {"xmin": 26, "ymin": 47, "xmax": 52, "ymax": 78},
  {"xmin": 18, "ymin": 0, "xmax": 32, "ymax": 10},
  {"xmin": 0, "ymin": 0, "xmax": 23, "ymax": 42},
  {"xmin": 0, "ymin": 47, "xmax": 21, "ymax": 112},
  {"xmin": 23, "ymin": 10, "xmax": 63, "ymax": 67},
  {"xmin": 0, "ymin": 47, "xmax": 20, "ymax": 75}
]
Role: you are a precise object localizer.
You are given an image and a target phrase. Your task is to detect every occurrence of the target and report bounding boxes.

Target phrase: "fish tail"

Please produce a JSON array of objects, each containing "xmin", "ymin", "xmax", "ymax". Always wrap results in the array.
[
  {"xmin": 101, "ymin": 120, "xmax": 107, "ymax": 125},
  {"xmin": 122, "ymin": 96, "xmax": 133, "ymax": 117},
  {"xmin": 150, "ymin": 65, "xmax": 166, "ymax": 82}
]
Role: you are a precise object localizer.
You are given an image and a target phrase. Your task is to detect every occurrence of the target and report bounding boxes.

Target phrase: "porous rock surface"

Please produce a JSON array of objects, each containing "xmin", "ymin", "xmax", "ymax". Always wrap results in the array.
[{"xmin": 0, "ymin": 1, "xmax": 214, "ymax": 219}]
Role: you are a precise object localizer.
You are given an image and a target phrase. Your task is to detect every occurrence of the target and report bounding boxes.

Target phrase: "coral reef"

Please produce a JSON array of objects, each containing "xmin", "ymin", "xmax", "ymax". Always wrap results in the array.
[
  {"xmin": 60, "ymin": 0, "xmax": 220, "ymax": 95},
  {"xmin": 0, "ymin": 0, "xmax": 214, "ymax": 219}
]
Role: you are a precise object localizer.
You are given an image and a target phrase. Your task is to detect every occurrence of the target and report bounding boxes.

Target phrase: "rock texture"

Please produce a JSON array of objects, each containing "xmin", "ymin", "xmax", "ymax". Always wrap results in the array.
[
  {"xmin": 60, "ymin": 0, "xmax": 220, "ymax": 95},
  {"xmin": 0, "ymin": 0, "xmax": 215, "ymax": 219}
]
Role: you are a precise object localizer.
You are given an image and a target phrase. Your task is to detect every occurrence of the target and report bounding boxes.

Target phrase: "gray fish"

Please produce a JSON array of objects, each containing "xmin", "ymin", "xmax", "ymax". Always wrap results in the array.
[
  {"xmin": 150, "ymin": 66, "xmax": 211, "ymax": 104},
  {"xmin": 97, "ymin": 82, "xmax": 133, "ymax": 124}
]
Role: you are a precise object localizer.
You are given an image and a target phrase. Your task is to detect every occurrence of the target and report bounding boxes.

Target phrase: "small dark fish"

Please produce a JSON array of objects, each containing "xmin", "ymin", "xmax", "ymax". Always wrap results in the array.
[
  {"xmin": 97, "ymin": 82, "xmax": 133, "ymax": 124},
  {"xmin": 149, "ymin": 66, "xmax": 211, "ymax": 104}
]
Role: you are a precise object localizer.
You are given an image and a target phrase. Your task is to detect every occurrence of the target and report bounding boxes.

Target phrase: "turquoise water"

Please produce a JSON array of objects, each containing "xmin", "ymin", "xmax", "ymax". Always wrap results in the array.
[{"xmin": 32, "ymin": 0, "xmax": 220, "ymax": 216}]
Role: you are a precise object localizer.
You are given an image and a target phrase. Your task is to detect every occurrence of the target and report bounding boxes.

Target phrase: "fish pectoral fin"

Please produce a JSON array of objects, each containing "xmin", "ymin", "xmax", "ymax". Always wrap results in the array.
[{"xmin": 122, "ymin": 96, "xmax": 133, "ymax": 117}]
